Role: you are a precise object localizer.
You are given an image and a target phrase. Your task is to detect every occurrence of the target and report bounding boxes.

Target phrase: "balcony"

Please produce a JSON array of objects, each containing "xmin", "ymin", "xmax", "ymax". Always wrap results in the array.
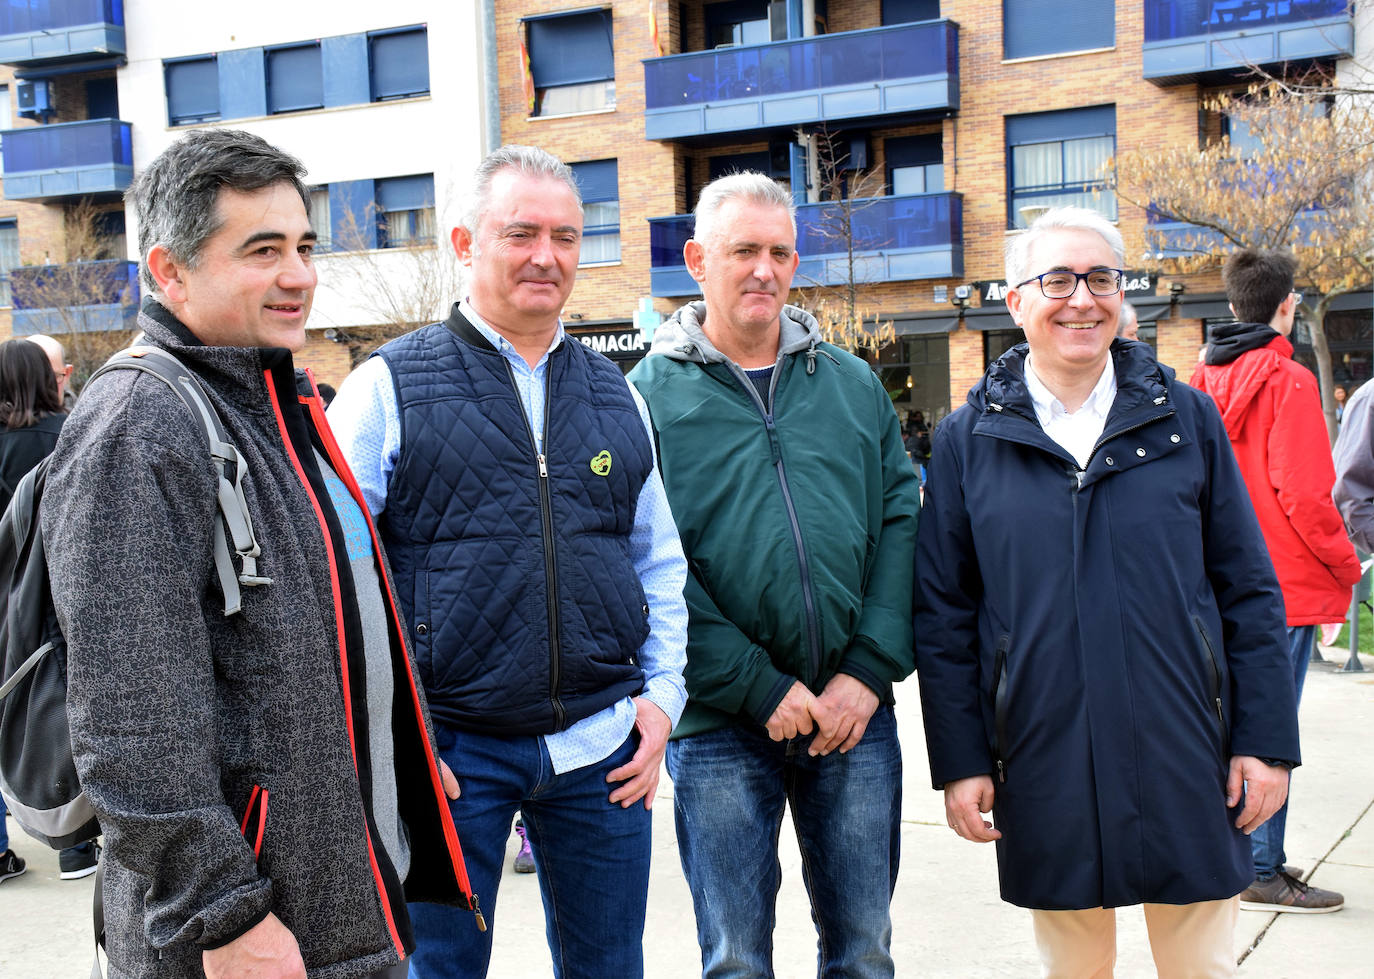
[
  {"xmin": 0, "ymin": 0, "xmax": 125, "ymax": 65},
  {"xmin": 644, "ymin": 20, "xmax": 958, "ymax": 143},
  {"xmin": 1, "ymin": 119, "xmax": 132, "ymax": 200},
  {"xmin": 648, "ymin": 192, "xmax": 962, "ymax": 297},
  {"xmin": 1143, "ymin": 0, "xmax": 1352, "ymax": 85},
  {"xmin": 9, "ymin": 259, "xmax": 139, "ymax": 333}
]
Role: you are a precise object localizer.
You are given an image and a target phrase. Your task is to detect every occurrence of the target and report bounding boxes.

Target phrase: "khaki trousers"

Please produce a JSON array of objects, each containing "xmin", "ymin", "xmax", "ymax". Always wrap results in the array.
[{"xmin": 1030, "ymin": 897, "xmax": 1239, "ymax": 978}]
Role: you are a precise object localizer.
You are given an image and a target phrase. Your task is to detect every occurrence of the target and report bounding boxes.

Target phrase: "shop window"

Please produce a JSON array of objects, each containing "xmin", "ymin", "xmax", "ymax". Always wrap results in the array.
[
  {"xmin": 526, "ymin": 9, "xmax": 615, "ymax": 116},
  {"xmin": 266, "ymin": 43, "xmax": 324, "ymax": 114},
  {"xmin": 1006, "ymin": 105, "xmax": 1116, "ymax": 228},
  {"xmin": 165, "ymin": 56, "xmax": 220, "ymax": 126},
  {"xmin": 983, "ymin": 328, "xmax": 1023, "ymax": 366},
  {"xmin": 370, "ymin": 26, "xmax": 430, "ymax": 101},
  {"xmin": 1004, "ymin": 0, "xmax": 1113, "ymax": 60}
]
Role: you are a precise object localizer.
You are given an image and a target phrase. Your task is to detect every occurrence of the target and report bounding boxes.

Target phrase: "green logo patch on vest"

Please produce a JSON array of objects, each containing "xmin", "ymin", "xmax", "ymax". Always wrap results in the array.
[{"xmin": 590, "ymin": 450, "xmax": 613, "ymax": 476}]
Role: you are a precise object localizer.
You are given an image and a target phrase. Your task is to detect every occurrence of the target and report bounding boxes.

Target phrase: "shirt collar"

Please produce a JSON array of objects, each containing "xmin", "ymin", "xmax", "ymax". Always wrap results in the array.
[
  {"xmin": 1024, "ymin": 352, "xmax": 1117, "ymax": 425},
  {"xmin": 459, "ymin": 298, "xmax": 565, "ymax": 365}
]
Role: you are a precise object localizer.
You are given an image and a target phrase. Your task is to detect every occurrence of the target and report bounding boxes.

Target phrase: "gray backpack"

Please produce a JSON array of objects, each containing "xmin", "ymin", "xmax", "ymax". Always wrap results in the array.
[{"xmin": 0, "ymin": 346, "xmax": 271, "ymax": 848}]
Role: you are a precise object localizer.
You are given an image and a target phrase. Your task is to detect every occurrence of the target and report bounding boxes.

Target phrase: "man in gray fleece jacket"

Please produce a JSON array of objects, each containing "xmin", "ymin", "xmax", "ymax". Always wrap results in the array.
[{"xmin": 42, "ymin": 130, "xmax": 479, "ymax": 978}]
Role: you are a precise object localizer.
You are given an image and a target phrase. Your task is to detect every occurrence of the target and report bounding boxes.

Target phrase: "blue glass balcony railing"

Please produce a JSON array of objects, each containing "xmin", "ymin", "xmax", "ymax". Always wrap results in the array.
[
  {"xmin": 1, "ymin": 119, "xmax": 133, "ymax": 200},
  {"xmin": 9, "ymin": 259, "xmax": 139, "ymax": 334},
  {"xmin": 0, "ymin": 0, "xmax": 121, "ymax": 34},
  {"xmin": 1145, "ymin": 0, "xmax": 1348, "ymax": 42},
  {"xmin": 648, "ymin": 192, "xmax": 962, "ymax": 297},
  {"xmin": 0, "ymin": 0, "xmax": 125, "ymax": 63},
  {"xmin": 1142, "ymin": 0, "xmax": 1352, "ymax": 83},
  {"xmin": 644, "ymin": 20, "xmax": 958, "ymax": 141}
]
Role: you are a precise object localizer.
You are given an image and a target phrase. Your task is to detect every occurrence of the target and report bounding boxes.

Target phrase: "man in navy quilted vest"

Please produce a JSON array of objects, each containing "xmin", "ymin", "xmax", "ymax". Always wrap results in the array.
[{"xmin": 328, "ymin": 145, "xmax": 689, "ymax": 979}]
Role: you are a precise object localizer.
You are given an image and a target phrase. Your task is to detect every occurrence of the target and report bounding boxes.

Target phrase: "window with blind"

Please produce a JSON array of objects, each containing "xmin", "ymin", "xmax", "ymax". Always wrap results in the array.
[
  {"xmin": 0, "ymin": 221, "xmax": 19, "ymax": 307},
  {"xmin": 1006, "ymin": 105, "xmax": 1116, "ymax": 228},
  {"xmin": 376, "ymin": 174, "xmax": 436, "ymax": 248},
  {"xmin": 571, "ymin": 159, "xmax": 620, "ymax": 265},
  {"xmin": 310, "ymin": 188, "xmax": 332, "ymax": 251},
  {"xmin": 266, "ymin": 43, "xmax": 323, "ymax": 114},
  {"xmin": 526, "ymin": 8, "xmax": 615, "ymax": 116},
  {"xmin": 370, "ymin": 27, "xmax": 429, "ymax": 101},
  {"xmin": 886, "ymin": 134, "xmax": 944, "ymax": 195},
  {"xmin": 1004, "ymin": 0, "xmax": 1113, "ymax": 60},
  {"xmin": 165, "ymin": 56, "xmax": 220, "ymax": 125}
]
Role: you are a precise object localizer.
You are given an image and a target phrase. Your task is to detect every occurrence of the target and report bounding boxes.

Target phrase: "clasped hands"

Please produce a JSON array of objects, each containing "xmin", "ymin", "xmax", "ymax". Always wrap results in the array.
[{"xmin": 764, "ymin": 675, "xmax": 878, "ymax": 756}]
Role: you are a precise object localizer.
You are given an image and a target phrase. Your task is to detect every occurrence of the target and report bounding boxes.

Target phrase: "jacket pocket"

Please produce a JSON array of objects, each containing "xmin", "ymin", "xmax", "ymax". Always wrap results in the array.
[
  {"xmin": 1193, "ymin": 616, "xmax": 1230, "ymax": 760},
  {"xmin": 239, "ymin": 784, "xmax": 269, "ymax": 860},
  {"xmin": 991, "ymin": 634, "xmax": 1010, "ymax": 783}
]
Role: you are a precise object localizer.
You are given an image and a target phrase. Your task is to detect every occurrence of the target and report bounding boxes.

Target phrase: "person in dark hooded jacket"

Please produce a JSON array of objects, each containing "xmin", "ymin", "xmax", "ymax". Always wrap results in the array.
[
  {"xmin": 1190, "ymin": 247, "xmax": 1358, "ymax": 915},
  {"xmin": 916, "ymin": 207, "xmax": 1298, "ymax": 977}
]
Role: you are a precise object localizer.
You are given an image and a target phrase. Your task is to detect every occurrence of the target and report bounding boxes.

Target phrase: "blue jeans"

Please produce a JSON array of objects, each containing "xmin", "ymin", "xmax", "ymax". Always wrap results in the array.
[
  {"xmin": 408, "ymin": 725, "xmax": 651, "ymax": 979},
  {"xmin": 666, "ymin": 705, "xmax": 902, "ymax": 979},
  {"xmin": 1250, "ymin": 624, "xmax": 1313, "ymax": 879}
]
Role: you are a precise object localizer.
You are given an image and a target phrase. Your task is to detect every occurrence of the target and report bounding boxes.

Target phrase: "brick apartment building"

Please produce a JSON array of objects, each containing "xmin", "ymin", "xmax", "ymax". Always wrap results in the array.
[
  {"xmin": 500, "ymin": 0, "xmax": 1371, "ymax": 426},
  {"xmin": 0, "ymin": 1, "xmax": 1366, "ymax": 410}
]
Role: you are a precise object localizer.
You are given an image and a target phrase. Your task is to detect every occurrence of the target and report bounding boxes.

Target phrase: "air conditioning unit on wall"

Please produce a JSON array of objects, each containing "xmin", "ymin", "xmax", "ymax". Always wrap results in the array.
[{"xmin": 16, "ymin": 80, "xmax": 54, "ymax": 120}]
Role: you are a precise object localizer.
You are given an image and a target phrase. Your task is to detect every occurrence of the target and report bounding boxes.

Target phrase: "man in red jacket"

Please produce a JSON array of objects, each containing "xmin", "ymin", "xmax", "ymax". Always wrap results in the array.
[{"xmin": 1191, "ymin": 247, "xmax": 1360, "ymax": 914}]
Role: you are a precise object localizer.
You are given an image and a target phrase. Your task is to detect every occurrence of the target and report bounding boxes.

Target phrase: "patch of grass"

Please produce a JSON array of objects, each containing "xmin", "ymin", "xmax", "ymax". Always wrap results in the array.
[{"xmin": 1328, "ymin": 602, "xmax": 1374, "ymax": 655}]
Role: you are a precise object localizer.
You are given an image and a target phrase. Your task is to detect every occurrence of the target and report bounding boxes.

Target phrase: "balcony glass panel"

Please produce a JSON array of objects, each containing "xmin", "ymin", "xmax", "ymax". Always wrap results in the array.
[
  {"xmin": 1144, "ymin": 0, "xmax": 1349, "ymax": 43},
  {"xmin": 0, "ymin": 0, "xmax": 121, "ymax": 34},
  {"xmin": 10, "ymin": 258, "xmax": 137, "ymax": 309},
  {"xmin": 1, "ymin": 119, "xmax": 131, "ymax": 174},
  {"xmin": 645, "ymin": 21, "xmax": 953, "ymax": 110},
  {"xmin": 650, "ymin": 193, "xmax": 961, "ymax": 270},
  {"xmin": 797, "ymin": 193, "xmax": 961, "ymax": 255}
]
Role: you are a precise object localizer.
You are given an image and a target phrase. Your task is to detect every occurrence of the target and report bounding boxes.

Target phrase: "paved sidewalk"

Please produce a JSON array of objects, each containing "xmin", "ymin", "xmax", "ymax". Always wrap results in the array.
[{"xmin": 3, "ymin": 651, "xmax": 1371, "ymax": 977}]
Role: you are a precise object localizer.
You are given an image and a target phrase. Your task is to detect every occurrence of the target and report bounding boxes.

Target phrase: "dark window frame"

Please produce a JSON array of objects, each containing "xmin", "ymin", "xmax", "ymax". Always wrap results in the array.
[
  {"xmin": 164, "ymin": 54, "xmax": 221, "ymax": 126},
  {"xmin": 369, "ymin": 25, "xmax": 430, "ymax": 102},
  {"xmin": 265, "ymin": 41, "xmax": 324, "ymax": 115}
]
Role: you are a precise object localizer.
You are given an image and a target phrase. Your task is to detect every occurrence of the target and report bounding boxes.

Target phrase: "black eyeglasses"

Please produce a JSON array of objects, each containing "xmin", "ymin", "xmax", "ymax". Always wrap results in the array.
[{"xmin": 1015, "ymin": 268, "xmax": 1124, "ymax": 300}]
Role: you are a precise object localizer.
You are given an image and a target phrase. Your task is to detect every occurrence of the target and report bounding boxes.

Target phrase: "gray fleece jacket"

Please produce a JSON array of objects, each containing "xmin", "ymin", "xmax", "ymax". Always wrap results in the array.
[{"xmin": 43, "ymin": 302, "xmax": 477, "ymax": 978}]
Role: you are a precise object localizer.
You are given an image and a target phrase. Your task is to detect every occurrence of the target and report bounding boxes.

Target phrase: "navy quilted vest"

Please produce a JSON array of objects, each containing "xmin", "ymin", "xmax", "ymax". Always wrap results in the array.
[{"xmin": 376, "ymin": 308, "xmax": 652, "ymax": 735}]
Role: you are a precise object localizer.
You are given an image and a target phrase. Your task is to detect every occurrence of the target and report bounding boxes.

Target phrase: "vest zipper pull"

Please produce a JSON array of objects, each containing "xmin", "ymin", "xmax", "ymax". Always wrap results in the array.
[{"xmin": 538, "ymin": 453, "xmax": 548, "ymax": 478}]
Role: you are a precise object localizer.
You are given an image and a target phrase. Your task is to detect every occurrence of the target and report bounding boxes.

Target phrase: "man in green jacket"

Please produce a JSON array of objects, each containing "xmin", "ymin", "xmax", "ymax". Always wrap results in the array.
[{"xmin": 628, "ymin": 172, "xmax": 919, "ymax": 977}]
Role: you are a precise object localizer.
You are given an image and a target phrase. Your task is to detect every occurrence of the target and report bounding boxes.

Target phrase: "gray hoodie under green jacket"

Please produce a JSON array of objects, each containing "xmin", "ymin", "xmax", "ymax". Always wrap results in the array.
[
  {"xmin": 628, "ymin": 301, "xmax": 919, "ymax": 739},
  {"xmin": 43, "ymin": 303, "xmax": 477, "ymax": 978}
]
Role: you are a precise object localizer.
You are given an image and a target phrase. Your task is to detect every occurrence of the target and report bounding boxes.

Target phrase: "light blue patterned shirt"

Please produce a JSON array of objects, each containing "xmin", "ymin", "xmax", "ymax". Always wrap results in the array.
[{"xmin": 327, "ymin": 301, "xmax": 688, "ymax": 774}]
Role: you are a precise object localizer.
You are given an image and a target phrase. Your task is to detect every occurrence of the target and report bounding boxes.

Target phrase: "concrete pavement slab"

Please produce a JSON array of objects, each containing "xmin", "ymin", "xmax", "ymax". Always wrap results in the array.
[{"xmin": 4, "ymin": 657, "xmax": 1372, "ymax": 976}]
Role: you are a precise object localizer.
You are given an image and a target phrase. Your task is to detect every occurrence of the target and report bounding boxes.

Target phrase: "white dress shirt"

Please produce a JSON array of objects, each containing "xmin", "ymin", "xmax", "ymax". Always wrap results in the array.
[{"xmin": 1024, "ymin": 352, "xmax": 1117, "ymax": 476}]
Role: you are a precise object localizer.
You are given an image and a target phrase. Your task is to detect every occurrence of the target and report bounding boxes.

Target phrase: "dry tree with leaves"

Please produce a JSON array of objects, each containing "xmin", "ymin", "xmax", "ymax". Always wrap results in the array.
[
  {"xmin": 1113, "ymin": 83, "xmax": 1374, "ymax": 441},
  {"xmin": 8, "ymin": 198, "xmax": 139, "ymax": 388}
]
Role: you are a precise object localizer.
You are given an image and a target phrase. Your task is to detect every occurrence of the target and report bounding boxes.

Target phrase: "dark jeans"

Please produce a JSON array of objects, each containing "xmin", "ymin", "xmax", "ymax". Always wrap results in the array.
[
  {"xmin": 1250, "ymin": 624, "xmax": 1313, "ymax": 879},
  {"xmin": 408, "ymin": 725, "xmax": 651, "ymax": 979},
  {"xmin": 666, "ymin": 705, "xmax": 902, "ymax": 978}
]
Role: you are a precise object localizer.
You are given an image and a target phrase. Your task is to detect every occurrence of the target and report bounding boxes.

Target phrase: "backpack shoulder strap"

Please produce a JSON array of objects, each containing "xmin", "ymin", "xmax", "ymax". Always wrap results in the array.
[{"xmin": 87, "ymin": 348, "xmax": 272, "ymax": 616}]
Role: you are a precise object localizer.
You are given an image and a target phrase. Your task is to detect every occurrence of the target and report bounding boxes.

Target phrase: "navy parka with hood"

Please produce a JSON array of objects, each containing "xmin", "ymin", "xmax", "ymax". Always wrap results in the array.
[{"xmin": 915, "ymin": 340, "xmax": 1299, "ymax": 910}]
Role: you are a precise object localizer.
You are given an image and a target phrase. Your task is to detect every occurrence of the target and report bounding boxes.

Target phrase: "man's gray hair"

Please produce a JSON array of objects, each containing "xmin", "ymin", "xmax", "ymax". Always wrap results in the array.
[
  {"xmin": 1116, "ymin": 300, "xmax": 1138, "ymax": 337},
  {"xmin": 126, "ymin": 129, "xmax": 310, "ymax": 294},
  {"xmin": 1004, "ymin": 206, "xmax": 1125, "ymax": 288},
  {"xmin": 692, "ymin": 171, "xmax": 796, "ymax": 246},
  {"xmin": 461, "ymin": 145, "xmax": 581, "ymax": 234}
]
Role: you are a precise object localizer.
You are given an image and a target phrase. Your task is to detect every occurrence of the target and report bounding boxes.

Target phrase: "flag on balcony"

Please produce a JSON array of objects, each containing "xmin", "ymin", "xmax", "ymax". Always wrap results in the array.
[
  {"xmin": 649, "ymin": 2, "xmax": 662, "ymax": 57},
  {"xmin": 519, "ymin": 27, "xmax": 535, "ymax": 114}
]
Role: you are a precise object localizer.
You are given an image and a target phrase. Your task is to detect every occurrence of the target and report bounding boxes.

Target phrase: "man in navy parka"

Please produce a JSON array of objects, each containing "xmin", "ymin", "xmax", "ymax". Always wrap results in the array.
[{"xmin": 914, "ymin": 207, "xmax": 1299, "ymax": 975}]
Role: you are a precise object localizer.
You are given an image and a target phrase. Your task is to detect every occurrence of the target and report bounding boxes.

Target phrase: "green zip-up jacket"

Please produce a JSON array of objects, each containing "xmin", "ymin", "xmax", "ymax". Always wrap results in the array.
[{"xmin": 628, "ymin": 301, "xmax": 919, "ymax": 739}]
